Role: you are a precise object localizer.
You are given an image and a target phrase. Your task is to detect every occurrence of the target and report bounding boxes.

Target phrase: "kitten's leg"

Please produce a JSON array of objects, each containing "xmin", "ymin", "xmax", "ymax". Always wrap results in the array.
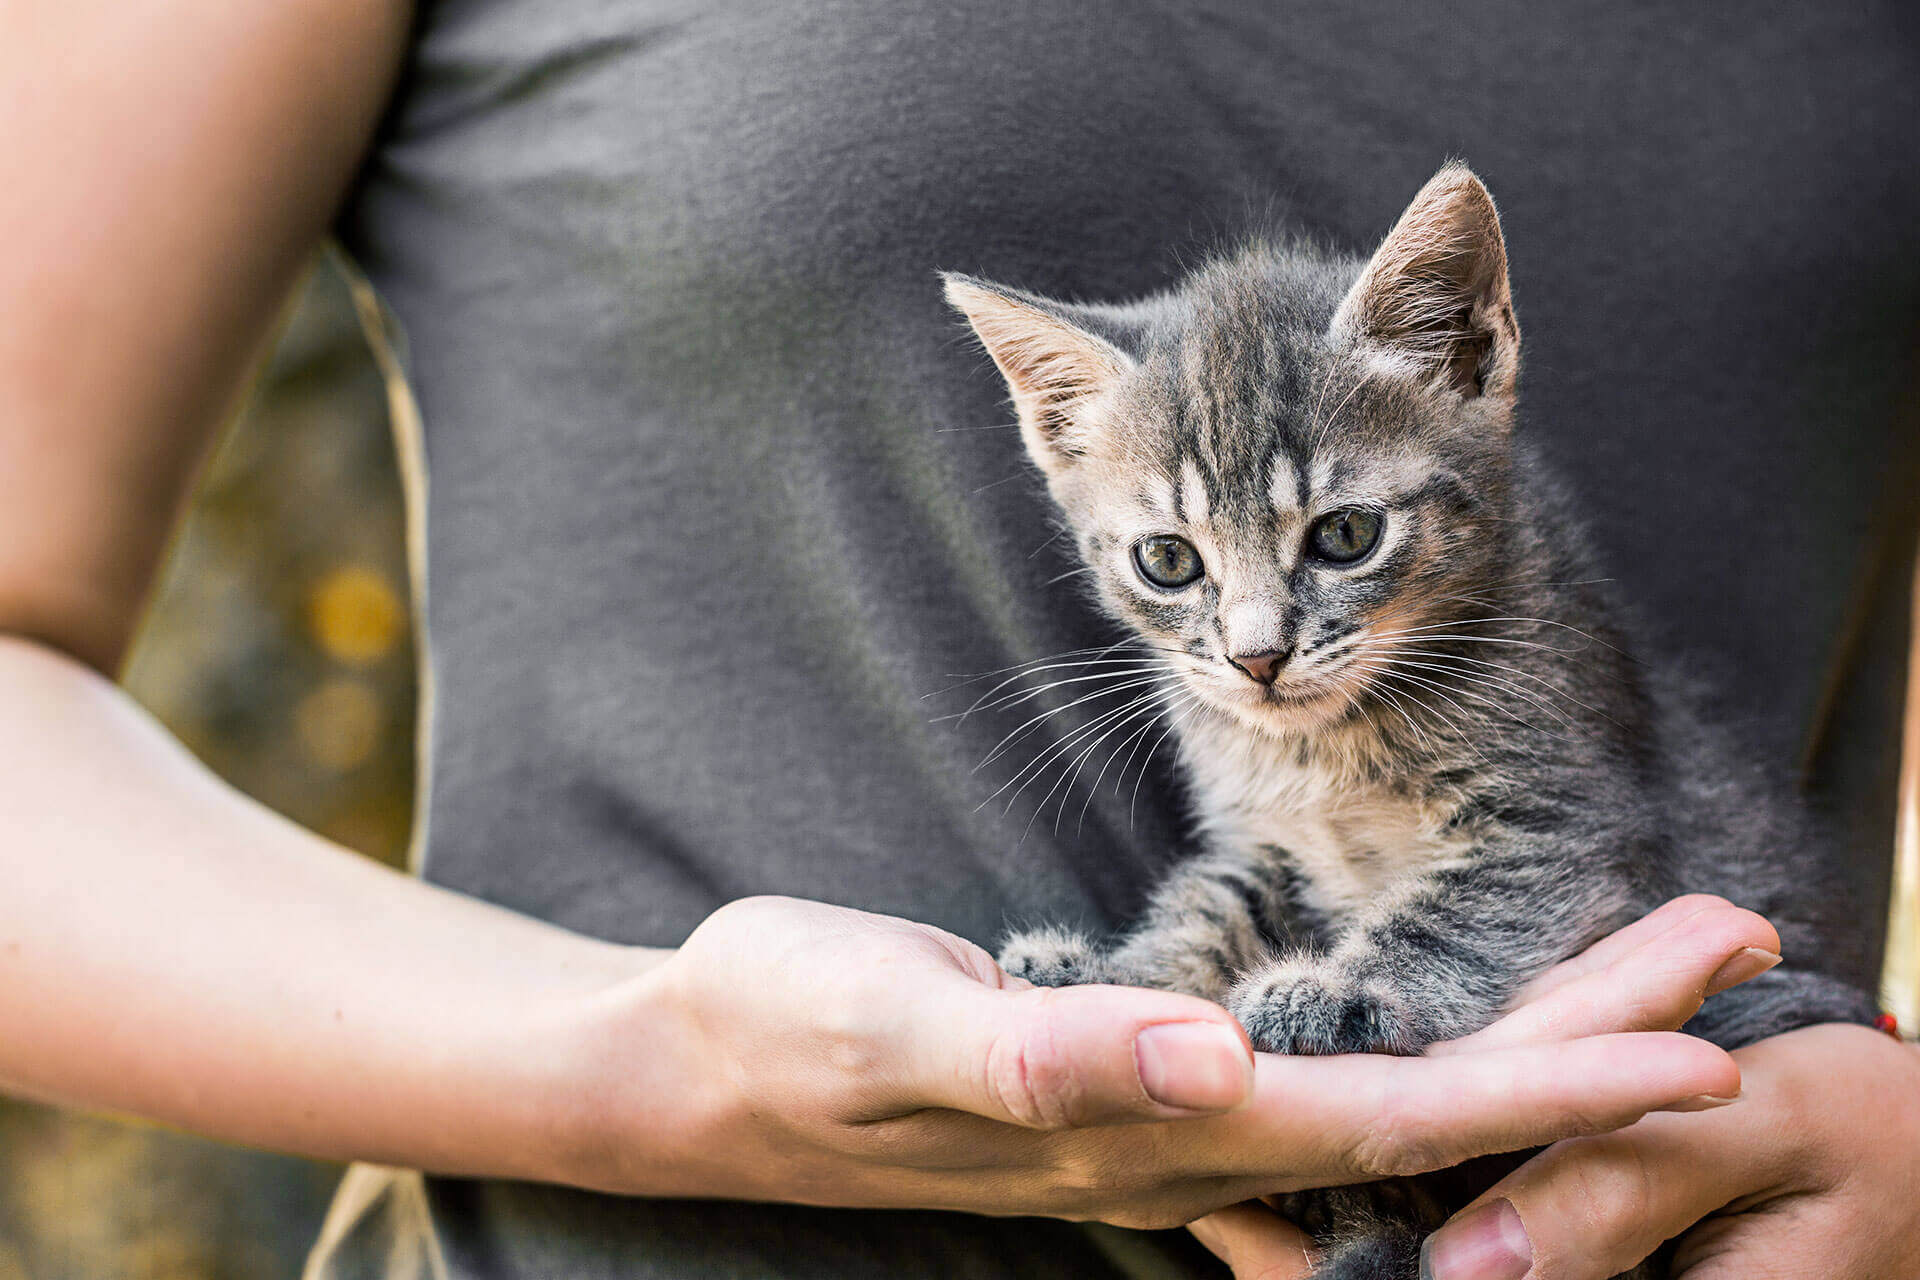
[
  {"xmin": 1232, "ymin": 847, "xmax": 1633, "ymax": 1055},
  {"xmin": 1105, "ymin": 844, "xmax": 1329, "ymax": 1001},
  {"xmin": 999, "ymin": 843, "xmax": 1323, "ymax": 997},
  {"xmin": 995, "ymin": 924, "xmax": 1118, "ymax": 988}
]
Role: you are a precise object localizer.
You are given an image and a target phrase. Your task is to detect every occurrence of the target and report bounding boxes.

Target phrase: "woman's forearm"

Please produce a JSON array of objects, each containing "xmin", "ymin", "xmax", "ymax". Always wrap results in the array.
[
  {"xmin": 0, "ymin": 0, "xmax": 629, "ymax": 1186},
  {"xmin": 0, "ymin": 634, "xmax": 667, "ymax": 1181}
]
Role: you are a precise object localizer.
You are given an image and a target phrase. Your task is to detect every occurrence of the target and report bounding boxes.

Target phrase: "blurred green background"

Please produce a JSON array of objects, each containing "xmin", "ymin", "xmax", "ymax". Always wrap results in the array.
[{"xmin": 0, "ymin": 254, "xmax": 412, "ymax": 1280}]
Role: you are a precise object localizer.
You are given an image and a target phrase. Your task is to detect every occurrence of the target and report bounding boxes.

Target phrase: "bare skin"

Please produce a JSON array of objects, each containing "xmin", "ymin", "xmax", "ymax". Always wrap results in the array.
[
  {"xmin": 1200, "ymin": 1027, "xmax": 1920, "ymax": 1280},
  {"xmin": 1191, "ymin": 913, "xmax": 1920, "ymax": 1280},
  {"xmin": 2, "ymin": 0, "xmax": 1915, "ymax": 1271}
]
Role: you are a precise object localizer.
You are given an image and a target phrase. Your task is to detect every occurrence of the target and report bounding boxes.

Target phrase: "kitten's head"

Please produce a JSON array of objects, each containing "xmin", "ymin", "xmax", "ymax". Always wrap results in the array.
[{"xmin": 946, "ymin": 164, "xmax": 1523, "ymax": 737}]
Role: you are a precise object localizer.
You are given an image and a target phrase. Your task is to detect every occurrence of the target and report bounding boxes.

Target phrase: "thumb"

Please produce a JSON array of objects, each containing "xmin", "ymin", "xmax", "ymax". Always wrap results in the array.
[
  {"xmin": 887, "ymin": 973, "xmax": 1255, "ymax": 1128},
  {"xmin": 1418, "ymin": 1107, "xmax": 1759, "ymax": 1280}
]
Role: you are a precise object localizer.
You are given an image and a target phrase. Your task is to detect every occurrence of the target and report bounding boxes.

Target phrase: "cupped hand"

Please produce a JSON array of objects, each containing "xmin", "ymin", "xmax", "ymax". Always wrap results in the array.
[
  {"xmin": 564, "ymin": 894, "xmax": 1750, "ymax": 1231},
  {"xmin": 1418, "ymin": 1020, "xmax": 1920, "ymax": 1280},
  {"xmin": 1190, "ymin": 894, "xmax": 1787, "ymax": 1277}
]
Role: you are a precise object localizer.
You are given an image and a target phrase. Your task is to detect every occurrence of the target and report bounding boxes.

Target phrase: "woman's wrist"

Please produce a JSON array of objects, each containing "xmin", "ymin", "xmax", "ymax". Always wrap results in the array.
[{"xmin": 531, "ymin": 940, "xmax": 732, "ymax": 1197}]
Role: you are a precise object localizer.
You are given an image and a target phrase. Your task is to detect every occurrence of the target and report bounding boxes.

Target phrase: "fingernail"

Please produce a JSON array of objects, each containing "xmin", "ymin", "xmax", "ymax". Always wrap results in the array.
[
  {"xmin": 1419, "ymin": 1198, "xmax": 1531, "ymax": 1280},
  {"xmin": 1705, "ymin": 947, "xmax": 1780, "ymax": 996},
  {"xmin": 1659, "ymin": 1090, "xmax": 1743, "ymax": 1113},
  {"xmin": 1135, "ymin": 1022, "xmax": 1252, "ymax": 1111}
]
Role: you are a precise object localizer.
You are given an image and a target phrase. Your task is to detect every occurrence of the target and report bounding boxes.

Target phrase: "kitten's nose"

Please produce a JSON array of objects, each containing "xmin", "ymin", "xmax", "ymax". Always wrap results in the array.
[{"xmin": 1229, "ymin": 648, "xmax": 1292, "ymax": 686}]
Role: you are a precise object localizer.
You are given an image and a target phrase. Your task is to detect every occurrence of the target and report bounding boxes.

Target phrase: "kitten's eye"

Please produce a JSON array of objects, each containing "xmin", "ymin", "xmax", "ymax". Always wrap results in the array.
[
  {"xmin": 1307, "ymin": 509, "xmax": 1383, "ymax": 565},
  {"xmin": 1132, "ymin": 535, "xmax": 1204, "ymax": 589}
]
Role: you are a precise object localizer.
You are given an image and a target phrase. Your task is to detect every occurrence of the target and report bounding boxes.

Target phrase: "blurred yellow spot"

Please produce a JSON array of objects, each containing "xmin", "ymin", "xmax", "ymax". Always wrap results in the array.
[
  {"xmin": 309, "ymin": 565, "xmax": 403, "ymax": 664},
  {"xmin": 295, "ymin": 678, "xmax": 383, "ymax": 772},
  {"xmin": 116, "ymin": 1229, "xmax": 205, "ymax": 1280}
]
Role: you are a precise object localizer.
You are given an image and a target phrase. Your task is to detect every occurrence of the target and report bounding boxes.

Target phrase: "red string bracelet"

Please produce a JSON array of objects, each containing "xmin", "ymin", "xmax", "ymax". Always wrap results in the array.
[{"xmin": 1874, "ymin": 1012, "xmax": 1901, "ymax": 1040}]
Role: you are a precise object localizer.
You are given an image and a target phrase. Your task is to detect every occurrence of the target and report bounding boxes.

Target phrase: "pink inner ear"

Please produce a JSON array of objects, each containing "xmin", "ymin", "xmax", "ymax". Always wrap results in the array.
[
  {"xmin": 944, "ymin": 278, "xmax": 1132, "ymax": 458},
  {"xmin": 1336, "ymin": 166, "xmax": 1520, "ymax": 399}
]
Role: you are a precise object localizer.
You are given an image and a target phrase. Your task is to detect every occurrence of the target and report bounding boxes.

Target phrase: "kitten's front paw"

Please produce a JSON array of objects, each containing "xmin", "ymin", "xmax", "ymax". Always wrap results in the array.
[
  {"xmin": 1229, "ymin": 959, "xmax": 1424, "ymax": 1055},
  {"xmin": 997, "ymin": 927, "xmax": 1113, "ymax": 988}
]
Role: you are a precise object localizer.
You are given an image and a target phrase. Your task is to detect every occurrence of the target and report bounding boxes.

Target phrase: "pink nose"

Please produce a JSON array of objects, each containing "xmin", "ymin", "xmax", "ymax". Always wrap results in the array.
[{"xmin": 1230, "ymin": 648, "xmax": 1292, "ymax": 685}]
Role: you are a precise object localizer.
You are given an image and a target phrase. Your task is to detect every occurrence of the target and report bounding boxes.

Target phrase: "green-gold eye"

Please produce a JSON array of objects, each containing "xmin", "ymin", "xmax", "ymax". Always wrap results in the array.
[
  {"xmin": 1307, "ymin": 509, "xmax": 1383, "ymax": 565},
  {"xmin": 1132, "ymin": 535, "xmax": 1204, "ymax": 589}
]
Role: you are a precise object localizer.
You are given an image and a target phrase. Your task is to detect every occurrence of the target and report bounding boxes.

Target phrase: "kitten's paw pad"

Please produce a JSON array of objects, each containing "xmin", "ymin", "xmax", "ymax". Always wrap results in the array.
[
  {"xmin": 997, "ymin": 927, "xmax": 1111, "ymax": 988},
  {"xmin": 1229, "ymin": 963, "xmax": 1420, "ymax": 1055}
]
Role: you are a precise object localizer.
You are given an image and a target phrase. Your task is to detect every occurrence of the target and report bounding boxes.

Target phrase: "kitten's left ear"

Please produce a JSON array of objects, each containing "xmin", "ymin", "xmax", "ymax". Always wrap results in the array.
[
  {"xmin": 1333, "ymin": 163, "xmax": 1520, "ymax": 402},
  {"xmin": 942, "ymin": 273, "xmax": 1135, "ymax": 472}
]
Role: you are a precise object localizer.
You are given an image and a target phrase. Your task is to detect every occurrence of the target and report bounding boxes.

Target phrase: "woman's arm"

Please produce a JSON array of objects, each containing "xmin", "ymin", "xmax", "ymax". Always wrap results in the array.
[
  {"xmin": 1, "ymin": 0, "xmax": 412, "ymax": 672},
  {"xmin": 0, "ymin": 0, "xmax": 1771, "ymax": 1226},
  {"xmin": 0, "ymin": 0, "xmax": 659, "ymax": 1186},
  {"xmin": 0, "ymin": 641, "xmax": 1769, "ymax": 1215},
  {"xmin": 0, "ymin": 611, "xmax": 1773, "ymax": 1217},
  {"xmin": 0, "ymin": 634, "xmax": 656, "ymax": 1175}
]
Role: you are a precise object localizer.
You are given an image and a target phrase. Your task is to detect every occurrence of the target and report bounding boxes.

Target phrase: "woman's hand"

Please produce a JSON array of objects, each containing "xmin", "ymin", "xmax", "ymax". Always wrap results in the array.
[
  {"xmin": 1188, "ymin": 895, "xmax": 1790, "ymax": 1277},
  {"xmin": 1418, "ymin": 1022, "xmax": 1920, "ymax": 1279},
  {"xmin": 0, "ymin": 639, "xmax": 1763, "ymax": 1221},
  {"xmin": 560, "ymin": 894, "xmax": 1757, "ymax": 1229}
]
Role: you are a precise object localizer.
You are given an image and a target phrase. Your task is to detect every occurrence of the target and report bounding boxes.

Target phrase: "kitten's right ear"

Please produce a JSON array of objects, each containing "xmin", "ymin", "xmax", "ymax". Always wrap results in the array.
[{"xmin": 942, "ymin": 273, "xmax": 1134, "ymax": 471}]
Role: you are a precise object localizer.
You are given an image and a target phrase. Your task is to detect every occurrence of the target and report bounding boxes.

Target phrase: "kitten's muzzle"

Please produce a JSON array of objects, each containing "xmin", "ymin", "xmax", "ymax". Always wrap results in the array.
[{"xmin": 1228, "ymin": 647, "xmax": 1293, "ymax": 686}]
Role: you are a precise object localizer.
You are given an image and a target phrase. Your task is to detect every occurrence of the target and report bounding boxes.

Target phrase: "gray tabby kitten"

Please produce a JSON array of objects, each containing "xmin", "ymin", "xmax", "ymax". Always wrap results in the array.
[{"xmin": 944, "ymin": 164, "xmax": 1877, "ymax": 1279}]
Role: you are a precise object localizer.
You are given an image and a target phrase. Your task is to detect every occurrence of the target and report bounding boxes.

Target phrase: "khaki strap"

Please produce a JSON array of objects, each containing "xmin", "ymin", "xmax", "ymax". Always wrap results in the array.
[
  {"xmin": 302, "ymin": 1165, "xmax": 448, "ymax": 1280},
  {"xmin": 1884, "ymin": 543, "xmax": 1920, "ymax": 1032},
  {"xmin": 332, "ymin": 243, "xmax": 437, "ymax": 879}
]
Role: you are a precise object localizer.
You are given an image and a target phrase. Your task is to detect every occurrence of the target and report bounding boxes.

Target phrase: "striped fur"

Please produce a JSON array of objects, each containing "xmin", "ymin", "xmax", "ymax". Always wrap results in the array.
[{"xmin": 947, "ymin": 165, "xmax": 1877, "ymax": 1278}]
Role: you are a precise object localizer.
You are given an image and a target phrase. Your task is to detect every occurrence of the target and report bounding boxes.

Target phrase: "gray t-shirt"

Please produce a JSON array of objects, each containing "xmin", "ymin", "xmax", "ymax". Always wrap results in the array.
[{"xmin": 327, "ymin": 2, "xmax": 1920, "ymax": 1275}]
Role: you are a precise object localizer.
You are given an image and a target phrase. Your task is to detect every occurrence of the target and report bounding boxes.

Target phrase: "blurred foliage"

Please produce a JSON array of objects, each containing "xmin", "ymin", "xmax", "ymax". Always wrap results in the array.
[
  {"xmin": 123, "ymin": 257, "xmax": 416, "ymax": 866},
  {"xmin": 0, "ymin": 254, "xmax": 411, "ymax": 1278}
]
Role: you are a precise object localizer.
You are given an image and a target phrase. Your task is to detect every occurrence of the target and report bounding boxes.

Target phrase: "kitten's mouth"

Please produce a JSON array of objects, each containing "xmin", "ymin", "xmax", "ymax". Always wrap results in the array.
[
  {"xmin": 1214, "ymin": 671, "xmax": 1357, "ymax": 719},
  {"xmin": 1261, "ymin": 680, "xmax": 1346, "ymax": 708}
]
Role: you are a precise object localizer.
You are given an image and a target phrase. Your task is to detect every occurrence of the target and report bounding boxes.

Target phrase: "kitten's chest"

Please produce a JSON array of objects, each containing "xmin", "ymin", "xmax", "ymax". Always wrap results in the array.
[{"xmin": 1184, "ymin": 738, "xmax": 1467, "ymax": 920}]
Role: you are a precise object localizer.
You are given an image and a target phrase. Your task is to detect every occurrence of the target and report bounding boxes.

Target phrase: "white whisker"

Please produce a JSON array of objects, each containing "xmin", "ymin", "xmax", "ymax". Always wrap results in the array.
[
  {"xmin": 1378, "ymin": 666, "xmax": 1569, "ymax": 743},
  {"xmin": 1042, "ymin": 688, "xmax": 1190, "ymax": 839},
  {"xmin": 987, "ymin": 682, "xmax": 1179, "ymax": 815},
  {"xmin": 977, "ymin": 672, "xmax": 1176, "ymax": 770},
  {"xmin": 1375, "ymin": 655, "xmax": 1581, "ymax": 729},
  {"xmin": 1130, "ymin": 695, "xmax": 1205, "ymax": 829},
  {"xmin": 942, "ymin": 663, "xmax": 1179, "ymax": 725},
  {"xmin": 1367, "ymin": 614, "xmax": 1617, "ymax": 650},
  {"xmin": 1362, "ymin": 677, "xmax": 1438, "ymax": 749},
  {"xmin": 1363, "ymin": 643, "xmax": 1622, "ymax": 723},
  {"xmin": 925, "ymin": 642, "xmax": 1148, "ymax": 694},
  {"xmin": 924, "ymin": 640, "xmax": 1174, "ymax": 703},
  {"xmin": 1362, "ymin": 660, "xmax": 1486, "ymax": 732}
]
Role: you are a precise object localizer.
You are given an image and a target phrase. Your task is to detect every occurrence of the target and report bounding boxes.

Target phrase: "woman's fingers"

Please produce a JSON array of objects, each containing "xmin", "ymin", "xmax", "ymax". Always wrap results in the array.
[
  {"xmin": 1188, "ymin": 1201, "xmax": 1317, "ymax": 1280},
  {"xmin": 1191, "ymin": 1031, "xmax": 1740, "ymax": 1183},
  {"xmin": 1418, "ymin": 1026, "xmax": 1905, "ymax": 1280},
  {"xmin": 1433, "ymin": 900, "xmax": 1780, "ymax": 1054},
  {"xmin": 1511, "ymin": 895, "xmax": 1773, "ymax": 1004},
  {"xmin": 880, "ymin": 971, "xmax": 1256, "ymax": 1128},
  {"xmin": 711, "ymin": 899, "xmax": 1257, "ymax": 1131},
  {"xmin": 1418, "ymin": 1116, "xmax": 1753, "ymax": 1280}
]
